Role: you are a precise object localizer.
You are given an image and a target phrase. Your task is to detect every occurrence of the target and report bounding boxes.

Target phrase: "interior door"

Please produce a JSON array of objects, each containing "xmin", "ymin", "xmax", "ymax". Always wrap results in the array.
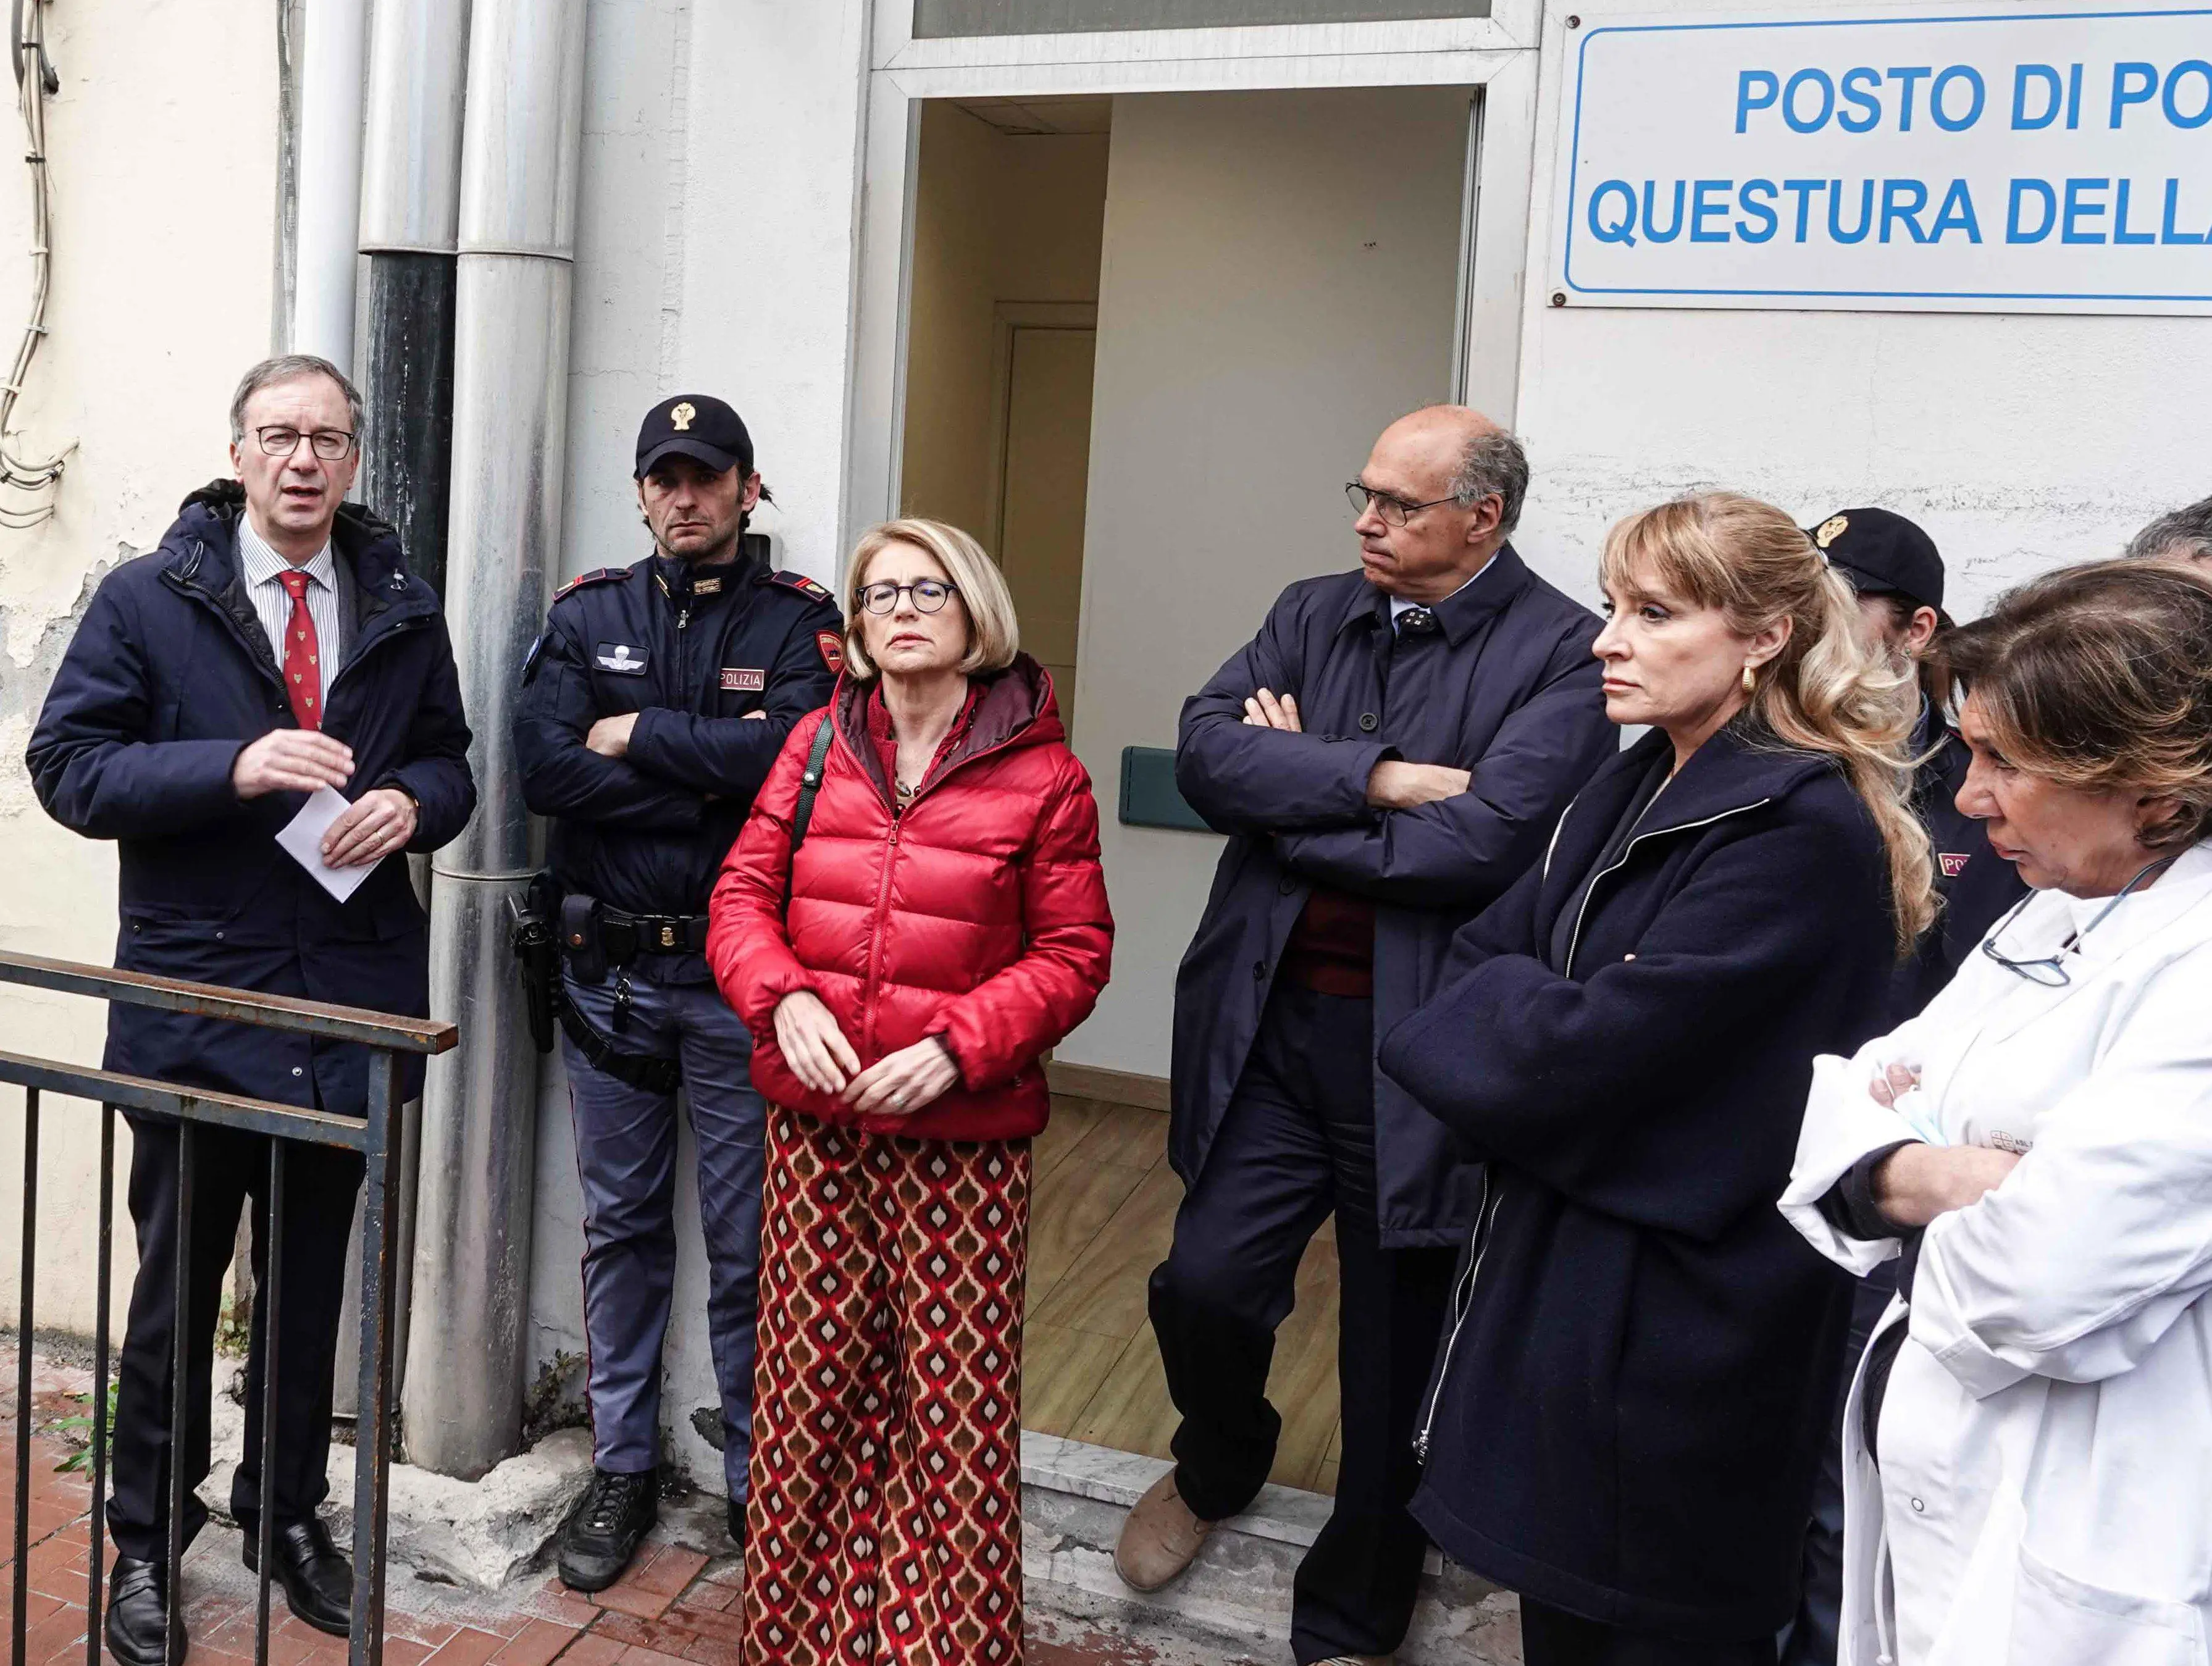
[{"xmin": 994, "ymin": 324, "xmax": 1097, "ymax": 735}]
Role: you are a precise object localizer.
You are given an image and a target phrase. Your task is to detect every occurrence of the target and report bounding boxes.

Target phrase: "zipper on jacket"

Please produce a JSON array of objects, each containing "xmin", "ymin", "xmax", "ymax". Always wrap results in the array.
[
  {"xmin": 1415, "ymin": 1170, "xmax": 1499, "ymax": 1465},
  {"xmin": 1561, "ymin": 798, "xmax": 1773, "ymax": 977},
  {"xmin": 839, "ymin": 703, "xmax": 1039, "ymax": 1068},
  {"xmin": 859, "ymin": 818, "xmax": 900, "ymax": 1058}
]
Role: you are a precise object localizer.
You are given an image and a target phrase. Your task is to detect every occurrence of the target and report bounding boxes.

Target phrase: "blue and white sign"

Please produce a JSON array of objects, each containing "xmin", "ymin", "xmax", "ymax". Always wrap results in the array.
[{"xmin": 1552, "ymin": 4, "xmax": 2212, "ymax": 312}]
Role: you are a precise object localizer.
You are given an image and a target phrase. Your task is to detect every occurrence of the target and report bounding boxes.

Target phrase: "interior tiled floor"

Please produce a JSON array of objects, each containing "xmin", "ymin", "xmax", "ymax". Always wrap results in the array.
[{"xmin": 1021, "ymin": 1096, "xmax": 1343, "ymax": 1497}]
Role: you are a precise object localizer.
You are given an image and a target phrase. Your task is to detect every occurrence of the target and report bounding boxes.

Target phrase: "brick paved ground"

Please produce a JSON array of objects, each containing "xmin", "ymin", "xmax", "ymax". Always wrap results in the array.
[{"xmin": 0, "ymin": 1350, "xmax": 1242, "ymax": 1666}]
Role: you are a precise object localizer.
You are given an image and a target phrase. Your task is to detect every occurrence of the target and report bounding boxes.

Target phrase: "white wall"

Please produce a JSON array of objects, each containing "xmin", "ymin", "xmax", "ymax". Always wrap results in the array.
[
  {"xmin": 529, "ymin": 0, "xmax": 874, "ymax": 1490},
  {"xmin": 0, "ymin": 0, "xmax": 277, "ymax": 1336},
  {"xmin": 1057, "ymin": 86, "xmax": 1473, "ymax": 1078}
]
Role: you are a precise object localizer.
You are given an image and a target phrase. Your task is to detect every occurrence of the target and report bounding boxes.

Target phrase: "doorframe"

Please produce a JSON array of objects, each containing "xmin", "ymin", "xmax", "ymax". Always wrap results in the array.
[
  {"xmin": 982, "ymin": 301, "xmax": 1099, "ymax": 560},
  {"xmin": 843, "ymin": 12, "xmax": 1544, "ymax": 553}
]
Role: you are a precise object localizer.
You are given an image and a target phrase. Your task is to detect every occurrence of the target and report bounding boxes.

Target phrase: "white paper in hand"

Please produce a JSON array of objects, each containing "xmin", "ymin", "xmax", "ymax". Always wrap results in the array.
[{"xmin": 277, "ymin": 787, "xmax": 380, "ymax": 903}]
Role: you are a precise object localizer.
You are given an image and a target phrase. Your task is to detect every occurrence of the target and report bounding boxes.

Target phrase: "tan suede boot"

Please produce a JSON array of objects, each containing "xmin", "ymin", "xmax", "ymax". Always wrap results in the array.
[{"xmin": 1112, "ymin": 1470, "xmax": 1218, "ymax": 1591}]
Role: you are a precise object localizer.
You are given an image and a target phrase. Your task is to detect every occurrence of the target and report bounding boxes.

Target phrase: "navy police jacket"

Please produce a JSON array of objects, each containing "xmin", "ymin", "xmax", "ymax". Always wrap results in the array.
[
  {"xmin": 1896, "ymin": 702, "xmax": 2024, "ymax": 1025},
  {"xmin": 1170, "ymin": 546, "xmax": 1614, "ymax": 1247},
  {"xmin": 25, "ymin": 481, "xmax": 475, "ymax": 1115},
  {"xmin": 512, "ymin": 550, "xmax": 840, "ymax": 981},
  {"xmin": 1381, "ymin": 724, "xmax": 1893, "ymax": 1639}
]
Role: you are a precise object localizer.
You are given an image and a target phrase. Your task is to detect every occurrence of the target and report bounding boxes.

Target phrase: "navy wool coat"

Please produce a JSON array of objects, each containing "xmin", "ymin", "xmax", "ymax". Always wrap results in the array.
[
  {"xmin": 1380, "ymin": 723, "xmax": 1893, "ymax": 1639},
  {"xmin": 1171, "ymin": 547, "xmax": 1614, "ymax": 1247},
  {"xmin": 26, "ymin": 482, "xmax": 475, "ymax": 1113}
]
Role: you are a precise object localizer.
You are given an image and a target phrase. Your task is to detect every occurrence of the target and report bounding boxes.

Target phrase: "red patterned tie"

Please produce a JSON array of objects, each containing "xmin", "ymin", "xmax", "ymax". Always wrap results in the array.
[{"xmin": 277, "ymin": 568, "xmax": 322, "ymax": 732}]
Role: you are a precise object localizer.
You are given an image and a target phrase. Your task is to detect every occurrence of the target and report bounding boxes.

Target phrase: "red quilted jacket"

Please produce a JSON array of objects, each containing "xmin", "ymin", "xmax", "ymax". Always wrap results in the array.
[{"xmin": 707, "ymin": 658, "xmax": 1113, "ymax": 1141}]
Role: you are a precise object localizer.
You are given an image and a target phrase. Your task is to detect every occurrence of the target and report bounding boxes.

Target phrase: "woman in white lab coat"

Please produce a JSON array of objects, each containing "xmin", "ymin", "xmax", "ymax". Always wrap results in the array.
[{"xmin": 1781, "ymin": 556, "xmax": 2212, "ymax": 1666}]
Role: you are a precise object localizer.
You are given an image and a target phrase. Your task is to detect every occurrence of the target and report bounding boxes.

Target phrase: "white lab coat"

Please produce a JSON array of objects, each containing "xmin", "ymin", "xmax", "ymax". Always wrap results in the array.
[{"xmin": 1781, "ymin": 838, "xmax": 2212, "ymax": 1666}]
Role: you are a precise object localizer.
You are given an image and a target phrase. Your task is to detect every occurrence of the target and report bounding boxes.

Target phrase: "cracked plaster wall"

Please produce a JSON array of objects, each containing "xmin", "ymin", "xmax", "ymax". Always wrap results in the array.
[{"xmin": 0, "ymin": 0, "xmax": 278, "ymax": 1336}]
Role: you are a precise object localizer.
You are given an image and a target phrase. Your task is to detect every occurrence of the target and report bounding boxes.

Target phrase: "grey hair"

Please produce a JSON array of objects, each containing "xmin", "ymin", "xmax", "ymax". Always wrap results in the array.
[
  {"xmin": 1448, "ymin": 425, "xmax": 1530, "ymax": 536},
  {"xmin": 2125, "ymin": 494, "xmax": 2212, "ymax": 564},
  {"xmin": 228, "ymin": 354, "xmax": 364, "ymax": 445}
]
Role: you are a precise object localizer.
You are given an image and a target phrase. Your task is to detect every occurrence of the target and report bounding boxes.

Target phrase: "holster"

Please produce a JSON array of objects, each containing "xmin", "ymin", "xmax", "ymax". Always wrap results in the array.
[
  {"xmin": 540, "ymin": 884, "xmax": 684, "ymax": 1095},
  {"xmin": 508, "ymin": 872, "xmax": 561, "ymax": 1055}
]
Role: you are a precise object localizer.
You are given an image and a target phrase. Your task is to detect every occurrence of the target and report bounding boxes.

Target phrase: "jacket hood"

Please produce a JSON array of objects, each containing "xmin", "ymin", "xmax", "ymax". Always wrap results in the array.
[
  {"xmin": 164, "ymin": 479, "xmax": 430, "ymax": 610},
  {"xmin": 832, "ymin": 652, "xmax": 1064, "ymax": 759}
]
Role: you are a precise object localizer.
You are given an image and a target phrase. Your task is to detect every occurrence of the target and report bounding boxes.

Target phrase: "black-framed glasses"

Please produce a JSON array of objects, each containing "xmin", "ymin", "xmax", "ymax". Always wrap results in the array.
[
  {"xmin": 1979, "ymin": 852, "xmax": 2182, "ymax": 986},
  {"xmin": 256, "ymin": 425, "xmax": 356, "ymax": 461},
  {"xmin": 860, "ymin": 579, "xmax": 958, "ymax": 616},
  {"xmin": 1344, "ymin": 481, "xmax": 1467, "ymax": 529}
]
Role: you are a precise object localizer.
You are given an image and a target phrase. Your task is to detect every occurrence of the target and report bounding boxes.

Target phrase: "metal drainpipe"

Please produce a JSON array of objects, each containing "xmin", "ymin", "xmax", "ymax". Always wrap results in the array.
[
  {"xmin": 290, "ymin": 0, "xmax": 368, "ymax": 368},
  {"xmin": 401, "ymin": 0, "xmax": 587, "ymax": 1480},
  {"xmin": 331, "ymin": 0, "xmax": 472, "ymax": 1435},
  {"xmin": 357, "ymin": 0, "xmax": 468, "ymax": 600}
]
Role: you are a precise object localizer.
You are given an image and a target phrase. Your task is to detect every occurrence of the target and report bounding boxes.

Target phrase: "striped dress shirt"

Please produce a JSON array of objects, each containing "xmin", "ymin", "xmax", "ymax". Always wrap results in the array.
[{"xmin": 237, "ymin": 516, "xmax": 343, "ymax": 714}]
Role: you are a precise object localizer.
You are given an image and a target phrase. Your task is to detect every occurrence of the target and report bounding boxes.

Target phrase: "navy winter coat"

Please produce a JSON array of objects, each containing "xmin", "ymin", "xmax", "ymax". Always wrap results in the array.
[
  {"xmin": 1171, "ymin": 546, "xmax": 1614, "ymax": 1247},
  {"xmin": 1381, "ymin": 723, "xmax": 1892, "ymax": 1639},
  {"xmin": 25, "ymin": 482, "xmax": 474, "ymax": 1113},
  {"xmin": 1894, "ymin": 703, "xmax": 2024, "ymax": 1025},
  {"xmin": 512, "ymin": 551, "xmax": 841, "ymax": 981}
]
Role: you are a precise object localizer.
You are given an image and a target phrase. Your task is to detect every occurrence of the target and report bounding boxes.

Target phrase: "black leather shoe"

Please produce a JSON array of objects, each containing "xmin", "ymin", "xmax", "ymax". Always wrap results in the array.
[
  {"xmin": 104, "ymin": 1557, "xmax": 177, "ymax": 1666},
  {"xmin": 241, "ymin": 1518, "xmax": 353, "ymax": 1638},
  {"xmin": 726, "ymin": 1496, "xmax": 744, "ymax": 1547},
  {"xmin": 558, "ymin": 1468, "xmax": 659, "ymax": 1593}
]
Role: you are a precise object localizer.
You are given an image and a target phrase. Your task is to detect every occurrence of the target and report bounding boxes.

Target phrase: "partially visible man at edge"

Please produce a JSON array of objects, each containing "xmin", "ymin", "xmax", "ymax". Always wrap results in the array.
[
  {"xmin": 2126, "ymin": 493, "xmax": 2212, "ymax": 563},
  {"xmin": 27, "ymin": 354, "xmax": 475, "ymax": 1664},
  {"xmin": 1114, "ymin": 406, "xmax": 1615, "ymax": 1666}
]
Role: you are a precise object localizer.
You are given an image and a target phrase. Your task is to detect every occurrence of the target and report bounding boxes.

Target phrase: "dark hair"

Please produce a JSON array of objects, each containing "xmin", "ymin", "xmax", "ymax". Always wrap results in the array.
[
  {"xmin": 2124, "ymin": 493, "xmax": 2212, "ymax": 564},
  {"xmin": 229, "ymin": 354, "xmax": 364, "ymax": 443},
  {"xmin": 1447, "ymin": 424, "xmax": 1530, "ymax": 536},
  {"xmin": 1944, "ymin": 558, "xmax": 2212, "ymax": 850},
  {"xmin": 1868, "ymin": 592, "xmax": 1954, "ymax": 711}
]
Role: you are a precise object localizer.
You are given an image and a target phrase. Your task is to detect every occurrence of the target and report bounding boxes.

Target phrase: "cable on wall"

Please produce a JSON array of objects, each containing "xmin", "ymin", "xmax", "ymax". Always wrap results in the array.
[{"xmin": 1, "ymin": 0, "xmax": 69, "ymax": 528}]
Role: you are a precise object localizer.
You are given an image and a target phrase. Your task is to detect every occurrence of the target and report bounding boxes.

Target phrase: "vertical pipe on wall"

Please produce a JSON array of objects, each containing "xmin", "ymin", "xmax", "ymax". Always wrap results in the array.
[
  {"xmin": 330, "ymin": 0, "xmax": 474, "ymax": 1431},
  {"xmin": 291, "ymin": 0, "xmax": 369, "ymax": 369},
  {"xmin": 358, "ymin": 0, "xmax": 469, "ymax": 597},
  {"xmin": 402, "ymin": 0, "xmax": 586, "ymax": 1480}
]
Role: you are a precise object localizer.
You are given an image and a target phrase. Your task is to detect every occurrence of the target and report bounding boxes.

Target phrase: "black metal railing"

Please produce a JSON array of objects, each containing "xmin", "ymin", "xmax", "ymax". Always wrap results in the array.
[{"xmin": 0, "ymin": 950, "xmax": 457, "ymax": 1666}]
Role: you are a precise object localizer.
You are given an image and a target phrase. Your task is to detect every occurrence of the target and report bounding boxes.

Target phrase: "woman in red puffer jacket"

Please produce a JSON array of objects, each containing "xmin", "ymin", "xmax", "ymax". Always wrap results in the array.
[{"xmin": 708, "ymin": 516, "xmax": 1112, "ymax": 1666}]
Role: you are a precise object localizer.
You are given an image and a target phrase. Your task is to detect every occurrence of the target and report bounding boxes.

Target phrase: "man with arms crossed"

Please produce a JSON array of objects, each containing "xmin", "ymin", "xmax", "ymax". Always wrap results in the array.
[
  {"xmin": 513, "ymin": 395, "xmax": 840, "ymax": 1586},
  {"xmin": 1115, "ymin": 406, "xmax": 1615, "ymax": 1666}
]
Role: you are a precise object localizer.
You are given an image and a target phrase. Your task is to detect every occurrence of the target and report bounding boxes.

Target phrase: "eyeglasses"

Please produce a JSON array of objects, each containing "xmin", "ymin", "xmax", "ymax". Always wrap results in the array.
[
  {"xmin": 1979, "ymin": 852, "xmax": 2181, "ymax": 986},
  {"xmin": 859, "ymin": 579, "xmax": 959, "ymax": 615},
  {"xmin": 254, "ymin": 425, "xmax": 356, "ymax": 461},
  {"xmin": 1344, "ymin": 482, "xmax": 1470, "ymax": 529}
]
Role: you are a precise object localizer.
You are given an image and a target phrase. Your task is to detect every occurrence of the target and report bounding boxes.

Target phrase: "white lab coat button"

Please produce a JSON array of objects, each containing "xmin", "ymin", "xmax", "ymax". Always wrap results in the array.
[{"xmin": 1910, "ymin": 1496, "xmax": 1925, "ymax": 1512}]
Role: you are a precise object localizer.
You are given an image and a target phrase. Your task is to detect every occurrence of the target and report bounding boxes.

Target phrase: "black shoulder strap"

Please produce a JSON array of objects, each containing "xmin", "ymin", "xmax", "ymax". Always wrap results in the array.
[
  {"xmin": 791, "ymin": 718, "xmax": 835, "ymax": 852},
  {"xmin": 782, "ymin": 717, "xmax": 836, "ymax": 906}
]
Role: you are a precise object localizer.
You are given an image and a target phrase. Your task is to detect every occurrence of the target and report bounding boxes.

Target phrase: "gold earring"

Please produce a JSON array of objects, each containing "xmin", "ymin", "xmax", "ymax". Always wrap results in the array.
[{"xmin": 1741, "ymin": 664, "xmax": 1757, "ymax": 695}]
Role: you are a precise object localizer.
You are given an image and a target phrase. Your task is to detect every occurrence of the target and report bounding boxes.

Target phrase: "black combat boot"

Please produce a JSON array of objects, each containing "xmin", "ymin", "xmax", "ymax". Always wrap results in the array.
[{"xmin": 556, "ymin": 1467, "xmax": 659, "ymax": 1592}]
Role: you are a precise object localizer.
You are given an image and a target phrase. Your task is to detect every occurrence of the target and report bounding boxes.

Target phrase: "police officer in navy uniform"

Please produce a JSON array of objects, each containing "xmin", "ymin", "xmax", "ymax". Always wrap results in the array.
[
  {"xmin": 1782, "ymin": 506, "xmax": 2024, "ymax": 1666},
  {"xmin": 513, "ymin": 395, "xmax": 840, "ymax": 1588},
  {"xmin": 27, "ymin": 354, "xmax": 475, "ymax": 1662}
]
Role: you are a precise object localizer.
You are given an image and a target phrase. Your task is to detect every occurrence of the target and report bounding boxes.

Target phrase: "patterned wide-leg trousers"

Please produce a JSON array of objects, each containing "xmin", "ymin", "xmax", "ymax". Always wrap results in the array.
[{"xmin": 745, "ymin": 1108, "xmax": 1031, "ymax": 1666}]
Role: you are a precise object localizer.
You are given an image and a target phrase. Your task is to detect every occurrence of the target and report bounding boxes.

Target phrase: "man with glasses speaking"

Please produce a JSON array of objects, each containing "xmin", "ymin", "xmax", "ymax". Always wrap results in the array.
[
  {"xmin": 1115, "ymin": 406, "xmax": 1614, "ymax": 1665},
  {"xmin": 28, "ymin": 355, "xmax": 475, "ymax": 1662},
  {"xmin": 513, "ymin": 395, "xmax": 839, "ymax": 1589}
]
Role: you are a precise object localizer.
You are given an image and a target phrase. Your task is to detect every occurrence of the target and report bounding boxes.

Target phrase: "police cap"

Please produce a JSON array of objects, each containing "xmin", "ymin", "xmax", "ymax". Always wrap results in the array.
[
  {"xmin": 1808, "ymin": 506, "xmax": 1948, "ymax": 622},
  {"xmin": 635, "ymin": 394, "xmax": 753, "ymax": 481}
]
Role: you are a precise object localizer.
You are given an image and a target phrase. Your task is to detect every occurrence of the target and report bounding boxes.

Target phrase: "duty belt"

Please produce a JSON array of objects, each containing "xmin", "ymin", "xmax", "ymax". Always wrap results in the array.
[{"xmin": 600, "ymin": 909, "xmax": 711, "ymax": 959}]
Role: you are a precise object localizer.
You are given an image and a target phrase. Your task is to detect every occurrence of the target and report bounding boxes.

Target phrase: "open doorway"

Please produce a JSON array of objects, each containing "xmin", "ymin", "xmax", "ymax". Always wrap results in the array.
[{"xmin": 896, "ymin": 85, "xmax": 1477, "ymax": 1497}]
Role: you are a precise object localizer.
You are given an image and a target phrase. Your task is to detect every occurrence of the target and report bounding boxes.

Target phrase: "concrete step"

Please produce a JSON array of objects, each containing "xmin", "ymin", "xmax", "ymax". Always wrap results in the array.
[{"xmin": 1021, "ymin": 1431, "xmax": 1524, "ymax": 1666}]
